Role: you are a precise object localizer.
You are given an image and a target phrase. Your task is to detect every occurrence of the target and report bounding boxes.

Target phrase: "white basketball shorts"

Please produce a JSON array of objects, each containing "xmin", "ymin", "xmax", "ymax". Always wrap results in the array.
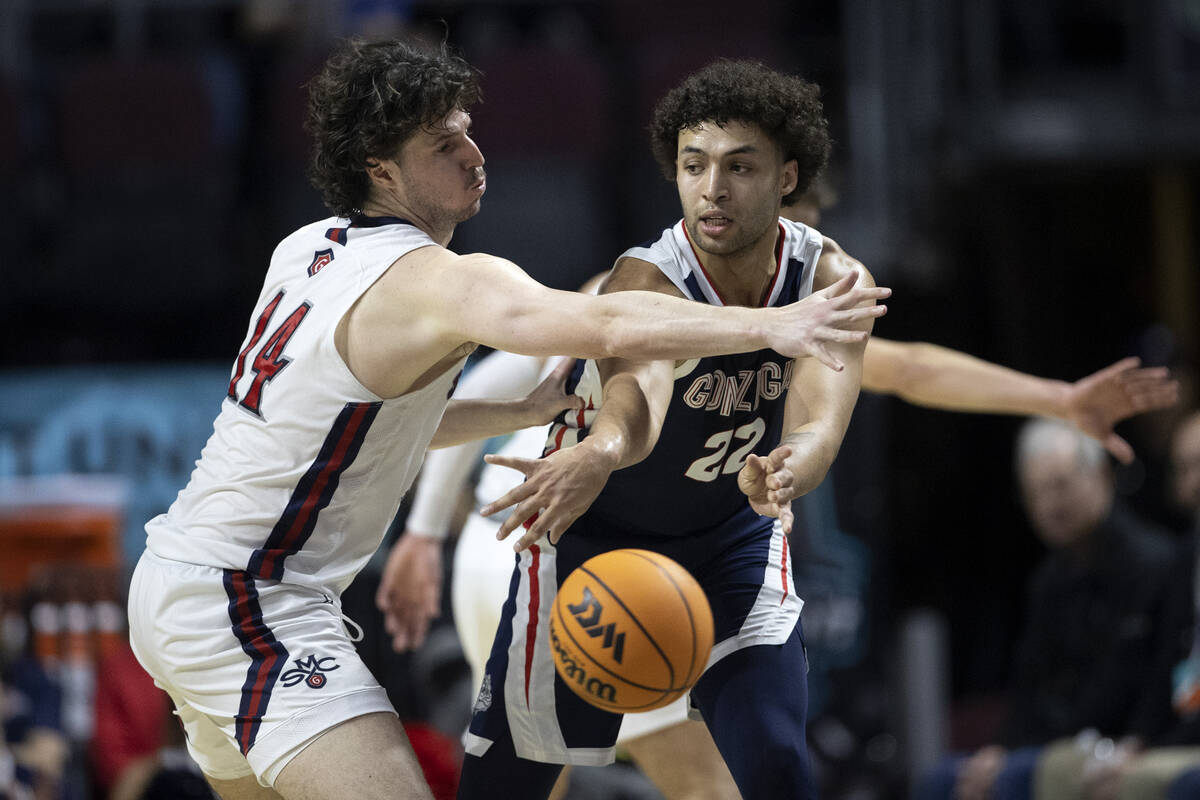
[{"xmin": 128, "ymin": 550, "xmax": 395, "ymax": 786}]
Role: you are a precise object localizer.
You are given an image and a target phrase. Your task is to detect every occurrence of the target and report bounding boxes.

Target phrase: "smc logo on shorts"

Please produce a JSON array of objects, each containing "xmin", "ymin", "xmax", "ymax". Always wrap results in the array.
[{"xmin": 280, "ymin": 654, "xmax": 341, "ymax": 689}]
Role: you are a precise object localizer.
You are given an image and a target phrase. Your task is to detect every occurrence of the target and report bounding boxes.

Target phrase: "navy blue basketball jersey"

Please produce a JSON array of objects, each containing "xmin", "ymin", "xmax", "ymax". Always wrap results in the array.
[{"xmin": 543, "ymin": 218, "xmax": 822, "ymax": 536}]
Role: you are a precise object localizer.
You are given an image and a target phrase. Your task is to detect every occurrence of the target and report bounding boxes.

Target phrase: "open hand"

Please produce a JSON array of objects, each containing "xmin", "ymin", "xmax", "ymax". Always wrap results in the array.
[
  {"xmin": 770, "ymin": 271, "xmax": 890, "ymax": 370},
  {"xmin": 375, "ymin": 533, "xmax": 442, "ymax": 652},
  {"xmin": 480, "ymin": 440, "xmax": 617, "ymax": 552},
  {"xmin": 1063, "ymin": 357, "xmax": 1179, "ymax": 464}
]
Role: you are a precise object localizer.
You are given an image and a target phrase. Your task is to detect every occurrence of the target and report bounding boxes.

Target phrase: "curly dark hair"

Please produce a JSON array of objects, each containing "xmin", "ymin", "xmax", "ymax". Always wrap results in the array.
[
  {"xmin": 649, "ymin": 59, "xmax": 830, "ymax": 206},
  {"xmin": 305, "ymin": 38, "xmax": 481, "ymax": 217}
]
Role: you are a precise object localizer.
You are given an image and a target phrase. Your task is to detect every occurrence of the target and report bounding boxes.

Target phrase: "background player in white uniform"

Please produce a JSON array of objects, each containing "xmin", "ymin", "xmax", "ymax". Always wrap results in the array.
[{"xmin": 126, "ymin": 38, "xmax": 890, "ymax": 800}]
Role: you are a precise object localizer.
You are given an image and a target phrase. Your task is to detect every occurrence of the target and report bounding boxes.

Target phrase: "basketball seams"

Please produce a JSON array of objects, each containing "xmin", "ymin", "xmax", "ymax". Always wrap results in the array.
[
  {"xmin": 623, "ymin": 549, "xmax": 705, "ymax": 686},
  {"xmin": 574, "ymin": 565, "xmax": 678, "ymax": 690},
  {"xmin": 549, "ymin": 548, "xmax": 713, "ymax": 713}
]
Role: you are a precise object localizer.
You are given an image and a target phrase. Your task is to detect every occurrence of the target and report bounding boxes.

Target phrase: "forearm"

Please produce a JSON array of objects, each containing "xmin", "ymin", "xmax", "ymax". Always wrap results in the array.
[
  {"xmin": 431, "ymin": 397, "xmax": 550, "ymax": 448},
  {"xmin": 580, "ymin": 376, "xmax": 661, "ymax": 471},
  {"xmin": 864, "ymin": 340, "xmax": 1070, "ymax": 417},
  {"xmin": 457, "ymin": 273, "xmax": 772, "ymax": 361},
  {"xmin": 406, "ymin": 439, "xmax": 485, "ymax": 537},
  {"xmin": 591, "ymin": 292, "xmax": 770, "ymax": 361},
  {"xmin": 778, "ymin": 426, "xmax": 842, "ymax": 498}
]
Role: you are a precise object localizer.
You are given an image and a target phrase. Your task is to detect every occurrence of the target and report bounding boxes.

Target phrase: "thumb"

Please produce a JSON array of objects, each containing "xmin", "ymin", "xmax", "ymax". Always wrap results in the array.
[{"xmin": 1104, "ymin": 433, "xmax": 1135, "ymax": 465}]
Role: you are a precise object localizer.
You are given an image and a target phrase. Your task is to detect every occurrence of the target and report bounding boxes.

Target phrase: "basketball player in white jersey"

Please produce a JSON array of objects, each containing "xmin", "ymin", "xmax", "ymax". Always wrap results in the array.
[{"xmin": 126, "ymin": 39, "xmax": 891, "ymax": 800}]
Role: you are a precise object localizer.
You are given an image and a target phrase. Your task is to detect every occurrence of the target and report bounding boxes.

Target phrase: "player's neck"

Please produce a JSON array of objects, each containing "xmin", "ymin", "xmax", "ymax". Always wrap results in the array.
[
  {"xmin": 700, "ymin": 226, "xmax": 782, "ymax": 308},
  {"xmin": 360, "ymin": 197, "xmax": 455, "ymax": 247}
]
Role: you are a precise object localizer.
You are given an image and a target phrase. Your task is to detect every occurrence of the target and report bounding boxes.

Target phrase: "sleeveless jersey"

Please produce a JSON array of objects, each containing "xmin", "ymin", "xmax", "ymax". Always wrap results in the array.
[
  {"xmin": 145, "ymin": 216, "xmax": 464, "ymax": 594},
  {"xmin": 545, "ymin": 218, "xmax": 822, "ymax": 537}
]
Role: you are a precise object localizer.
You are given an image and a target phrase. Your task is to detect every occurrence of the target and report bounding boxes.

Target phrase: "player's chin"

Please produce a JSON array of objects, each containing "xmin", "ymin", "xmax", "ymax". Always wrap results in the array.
[{"xmin": 459, "ymin": 198, "xmax": 483, "ymax": 220}]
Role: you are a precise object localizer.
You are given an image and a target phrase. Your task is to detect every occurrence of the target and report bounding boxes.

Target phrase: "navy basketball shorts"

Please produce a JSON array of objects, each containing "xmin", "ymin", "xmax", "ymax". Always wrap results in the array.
[{"xmin": 464, "ymin": 506, "xmax": 803, "ymax": 766}]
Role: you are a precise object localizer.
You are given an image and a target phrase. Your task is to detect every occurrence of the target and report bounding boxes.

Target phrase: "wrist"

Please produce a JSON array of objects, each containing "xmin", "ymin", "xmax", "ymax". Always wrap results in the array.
[
  {"xmin": 1047, "ymin": 378, "xmax": 1074, "ymax": 418},
  {"xmin": 404, "ymin": 529, "xmax": 445, "ymax": 543},
  {"xmin": 579, "ymin": 432, "xmax": 625, "ymax": 471},
  {"xmin": 749, "ymin": 307, "xmax": 776, "ymax": 351}
]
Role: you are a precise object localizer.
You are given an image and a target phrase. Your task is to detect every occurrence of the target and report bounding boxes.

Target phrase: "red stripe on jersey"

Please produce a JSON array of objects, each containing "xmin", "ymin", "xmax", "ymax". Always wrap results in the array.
[
  {"xmin": 779, "ymin": 530, "xmax": 789, "ymax": 605},
  {"xmin": 760, "ymin": 223, "xmax": 786, "ymax": 307},
  {"xmin": 523, "ymin": 544, "xmax": 542, "ymax": 706},
  {"xmin": 679, "ymin": 222, "xmax": 728, "ymax": 306},
  {"xmin": 256, "ymin": 403, "xmax": 372, "ymax": 578}
]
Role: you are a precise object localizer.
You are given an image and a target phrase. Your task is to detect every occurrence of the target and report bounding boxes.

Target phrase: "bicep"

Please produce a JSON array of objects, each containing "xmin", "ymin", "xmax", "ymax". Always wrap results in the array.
[{"xmin": 443, "ymin": 255, "xmax": 608, "ymax": 357}]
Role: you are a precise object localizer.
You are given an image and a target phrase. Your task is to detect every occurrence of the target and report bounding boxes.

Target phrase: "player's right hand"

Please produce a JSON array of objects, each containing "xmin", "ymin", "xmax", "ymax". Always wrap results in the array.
[
  {"xmin": 480, "ymin": 438, "xmax": 619, "ymax": 553},
  {"xmin": 770, "ymin": 270, "xmax": 889, "ymax": 370},
  {"xmin": 376, "ymin": 532, "xmax": 443, "ymax": 652}
]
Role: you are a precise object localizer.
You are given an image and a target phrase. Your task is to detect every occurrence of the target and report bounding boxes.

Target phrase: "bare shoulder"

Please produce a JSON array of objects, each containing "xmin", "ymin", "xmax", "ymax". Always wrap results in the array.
[
  {"xmin": 814, "ymin": 236, "xmax": 877, "ymax": 291},
  {"xmin": 604, "ymin": 256, "xmax": 686, "ymax": 298}
]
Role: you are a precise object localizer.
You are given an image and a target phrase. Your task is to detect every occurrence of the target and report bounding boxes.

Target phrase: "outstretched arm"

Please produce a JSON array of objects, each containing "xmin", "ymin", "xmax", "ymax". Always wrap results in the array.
[
  {"xmin": 862, "ymin": 340, "xmax": 1179, "ymax": 463},
  {"xmin": 347, "ymin": 245, "xmax": 888, "ymax": 401}
]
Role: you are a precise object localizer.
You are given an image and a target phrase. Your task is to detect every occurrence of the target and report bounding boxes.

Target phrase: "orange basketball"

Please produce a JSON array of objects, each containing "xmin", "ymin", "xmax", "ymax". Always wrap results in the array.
[{"xmin": 549, "ymin": 548, "xmax": 714, "ymax": 713}]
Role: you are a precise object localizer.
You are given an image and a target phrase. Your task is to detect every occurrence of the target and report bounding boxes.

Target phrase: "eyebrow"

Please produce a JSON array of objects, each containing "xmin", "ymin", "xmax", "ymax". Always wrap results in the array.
[{"xmin": 680, "ymin": 145, "xmax": 759, "ymax": 157}]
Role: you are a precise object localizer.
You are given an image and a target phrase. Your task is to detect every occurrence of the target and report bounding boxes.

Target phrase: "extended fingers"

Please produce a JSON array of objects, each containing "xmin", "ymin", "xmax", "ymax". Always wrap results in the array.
[
  {"xmin": 829, "ymin": 285, "xmax": 891, "ymax": 309},
  {"xmin": 1092, "ymin": 356, "xmax": 1142, "ymax": 381},
  {"xmin": 816, "ymin": 270, "xmax": 858, "ymax": 299},
  {"xmin": 483, "ymin": 453, "xmax": 538, "ymax": 475},
  {"xmin": 479, "ymin": 480, "xmax": 534, "ymax": 517},
  {"xmin": 1104, "ymin": 432, "xmax": 1135, "ymax": 466}
]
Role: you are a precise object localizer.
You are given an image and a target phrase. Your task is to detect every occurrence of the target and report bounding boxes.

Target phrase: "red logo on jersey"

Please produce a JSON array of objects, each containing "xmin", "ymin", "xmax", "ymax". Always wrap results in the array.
[{"xmin": 307, "ymin": 248, "xmax": 334, "ymax": 277}]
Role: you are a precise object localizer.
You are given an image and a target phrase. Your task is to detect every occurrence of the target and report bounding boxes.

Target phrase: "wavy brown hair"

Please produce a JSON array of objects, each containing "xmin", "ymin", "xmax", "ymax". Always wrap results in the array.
[
  {"xmin": 649, "ymin": 59, "xmax": 830, "ymax": 206},
  {"xmin": 305, "ymin": 38, "xmax": 481, "ymax": 217}
]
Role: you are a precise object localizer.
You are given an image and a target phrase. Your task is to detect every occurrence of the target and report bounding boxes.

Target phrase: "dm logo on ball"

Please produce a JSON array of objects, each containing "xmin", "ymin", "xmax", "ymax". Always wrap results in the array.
[{"xmin": 568, "ymin": 586, "xmax": 626, "ymax": 663}]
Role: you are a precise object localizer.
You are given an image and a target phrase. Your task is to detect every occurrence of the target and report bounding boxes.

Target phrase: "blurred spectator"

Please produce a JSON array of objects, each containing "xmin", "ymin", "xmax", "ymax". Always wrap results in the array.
[
  {"xmin": 1033, "ymin": 410, "xmax": 1200, "ymax": 799},
  {"xmin": 88, "ymin": 641, "xmax": 171, "ymax": 798},
  {"xmin": 2, "ymin": 665, "xmax": 68, "ymax": 799},
  {"xmin": 915, "ymin": 418, "xmax": 1176, "ymax": 800}
]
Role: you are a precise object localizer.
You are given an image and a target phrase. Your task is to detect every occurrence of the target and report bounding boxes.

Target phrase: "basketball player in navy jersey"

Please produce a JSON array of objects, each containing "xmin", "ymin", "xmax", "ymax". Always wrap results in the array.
[
  {"xmin": 455, "ymin": 60, "xmax": 876, "ymax": 800},
  {"xmin": 127, "ymin": 40, "xmax": 889, "ymax": 800},
  {"xmin": 452, "ymin": 55, "xmax": 1182, "ymax": 800}
]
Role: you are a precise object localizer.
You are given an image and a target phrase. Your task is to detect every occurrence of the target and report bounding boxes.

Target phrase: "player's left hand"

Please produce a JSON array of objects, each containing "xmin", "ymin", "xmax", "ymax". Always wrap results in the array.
[
  {"xmin": 523, "ymin": 357, "xmax": 585, "ymax": 426},
  {"xmin": 376, "ymin": 533, "xmax": 442, "ymax": 652},
  {"xmin": 481, "ymin": 439, "xmax": 618, "ymax": 552},
  {"xmin": 738, "ymin": 445, "xmax": 795, "ymax": 534},
  {"xmin": 1063, "ymin": 357, "xmax": 1179, "ymax": 464}
]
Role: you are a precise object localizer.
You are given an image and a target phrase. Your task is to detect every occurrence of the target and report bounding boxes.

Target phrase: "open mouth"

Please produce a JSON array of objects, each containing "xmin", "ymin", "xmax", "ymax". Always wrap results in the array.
[{"xmin": 698, "ymin": 214, "xmax": 731, "ymax": 235}]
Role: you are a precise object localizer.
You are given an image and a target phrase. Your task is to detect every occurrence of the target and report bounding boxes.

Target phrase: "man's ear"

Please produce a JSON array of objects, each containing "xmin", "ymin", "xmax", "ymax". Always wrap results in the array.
[
  {"xmin": 365, "ymin": 158, "xmax": 394, "ymax": 189},
  {"xmin": 780, "ymin": 159, "xmax": 798, "ymax": 199}
]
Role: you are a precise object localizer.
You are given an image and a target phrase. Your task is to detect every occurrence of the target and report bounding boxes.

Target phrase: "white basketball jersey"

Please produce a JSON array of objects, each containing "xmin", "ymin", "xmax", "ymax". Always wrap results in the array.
[{"xmin": 146, "ymin": 216, "xmax": 464, "ymax": 594}]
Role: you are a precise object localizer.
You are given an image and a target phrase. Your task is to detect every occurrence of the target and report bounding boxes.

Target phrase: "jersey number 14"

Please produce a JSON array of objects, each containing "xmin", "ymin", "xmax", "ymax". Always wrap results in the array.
[{"xmin": 227, "ymin": 290, "xmax": 311, "ymax": 417}]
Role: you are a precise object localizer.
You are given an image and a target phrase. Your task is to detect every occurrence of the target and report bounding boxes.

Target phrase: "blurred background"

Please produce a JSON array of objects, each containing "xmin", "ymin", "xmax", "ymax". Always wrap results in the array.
[{"xmin": 0, "ymin": 0, "xmax": 1198, "ymax": 798}]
